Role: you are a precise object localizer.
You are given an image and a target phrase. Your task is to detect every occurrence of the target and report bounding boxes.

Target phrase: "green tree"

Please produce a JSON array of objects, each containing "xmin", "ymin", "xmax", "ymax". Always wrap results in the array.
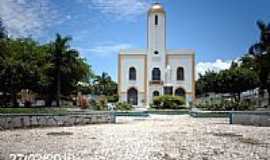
[
  {"xmin": 0, "ymin": 19, "xmax": 93, "ymax": 107},
  {"xmin": 249, "ymin": 20, "xmax": 270, "ymax": 105},
  {"xmin": 92, "ymin": 72, "xmax": 117, "ymax": 96},
  {"xmin": 0, "ymin": 17, "xmax": 7, "ymax": 39},
  {"xmin": 0, "ymin": 33, "xmax": 93, "ymax": 107},
  {"xmin": 0, "ymin": 38, "xmax": 42, "ymax": 106},
  {"xmin": 196, "ymin": 63, "xmax": 259, "ymax": 101},
  {"xmin": 52, "ymin": 34, "xmax": 70, "ymax": 106},
  {"xmin": 217, "ymin": 63, "xmax": 259, "ymax": 101},
  {"xmin": 46, "ymin": 33, "xmax": 93, "ymax": 106},
  {"xmin": 196, "ymin": 70, "xmax": 219, "ymax": 97}
]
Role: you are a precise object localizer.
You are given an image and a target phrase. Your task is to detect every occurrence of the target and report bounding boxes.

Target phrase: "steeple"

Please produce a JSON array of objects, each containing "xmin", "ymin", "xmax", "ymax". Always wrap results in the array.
[{"xmin": 147, "ymin": 3, "xmax": 166, "ymax": 54}]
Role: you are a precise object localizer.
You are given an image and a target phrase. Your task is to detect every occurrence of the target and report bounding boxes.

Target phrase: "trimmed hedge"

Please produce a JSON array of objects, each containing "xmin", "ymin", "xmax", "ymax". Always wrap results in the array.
[
  {"xmin": 115, "ymin": 102, "xmax": 133, "ymax": 111},
  {"xmin": 152, "ymin": 95, "xmax": 185, "ymax": 109}
]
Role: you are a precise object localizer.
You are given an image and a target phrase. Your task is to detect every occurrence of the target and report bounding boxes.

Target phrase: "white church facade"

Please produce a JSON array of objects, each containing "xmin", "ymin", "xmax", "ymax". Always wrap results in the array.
[{"xmin": 118, "ymin": 3, "xmax": 195, "ymax": 107}]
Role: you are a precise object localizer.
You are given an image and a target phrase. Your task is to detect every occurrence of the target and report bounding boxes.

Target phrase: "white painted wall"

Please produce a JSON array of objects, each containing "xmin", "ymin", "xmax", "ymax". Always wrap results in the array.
[
  {"xmin": 167, "ymin": 55, "xmax": 193, "ymax": 93},
  {"xmin": 119, "ymin": 54, "xmax": 146, "ymax": 106},
  {"xmin": 148, "ymin": 12, "xmax": 166, "ymax": 52},
  {"xmin": 118, "ymin": 4, "xmax": 195, "ymax": 107},
  {"xmin": 120, "ymin": 56, "xmax": 145, "ymax": 92}
]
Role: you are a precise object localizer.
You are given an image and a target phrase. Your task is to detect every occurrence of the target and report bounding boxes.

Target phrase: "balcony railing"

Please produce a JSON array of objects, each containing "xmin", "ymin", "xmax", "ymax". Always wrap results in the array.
[{"xmin": 149, "ymin": 80, "xmax": 164, "ymax": 85}]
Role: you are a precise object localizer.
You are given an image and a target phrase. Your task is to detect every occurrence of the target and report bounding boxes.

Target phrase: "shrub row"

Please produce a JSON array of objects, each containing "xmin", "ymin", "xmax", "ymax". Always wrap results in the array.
[
  {"xmin": 115, "ymin": 102, "xmax": 133, "ymax": 111},
  {"xmin": 151, "ymin": 95, "xmax": 185, "ymax": 109},
  {"xmin": 195, "ymin": 99, "xmax": 256, "ymax": 111}
]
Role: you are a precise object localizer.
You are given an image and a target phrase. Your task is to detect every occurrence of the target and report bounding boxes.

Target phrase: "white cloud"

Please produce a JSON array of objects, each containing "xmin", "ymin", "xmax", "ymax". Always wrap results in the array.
[
  {"xmin": 78, "ymin": 0, "xmax": 151, "ymax": 21},
  {"xmin": 78, "ymin": 43, "xmax": 132, "ymax": 57},
  {"xmin": 0, "ymin": 0, "xmax": 59, "ymax": 37},
  {"xmin": 196, "ymin": 59, "xmax": 232, "ymax": 79}
]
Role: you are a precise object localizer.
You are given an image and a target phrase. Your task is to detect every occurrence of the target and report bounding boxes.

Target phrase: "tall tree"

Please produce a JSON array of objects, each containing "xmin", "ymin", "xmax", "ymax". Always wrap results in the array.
[
  {"xmin": 0, "ymin": 21, "xmax": 93, "ymax": 107},
  {"xmin": 196, "ymin": 70, "xmax": 219, "ymax": 96},
  {"xmin": 249, "ymin": 20, "xmax": 270, "ymax": 105},
  {"xmin": 46, "ymin": 33, "xmax": 93, "ymax": 106},
  {"xmin": 0, "ymin": 38, "xmax": 42, "ymax": 106},
  {"xmin": 0, "ymin": 17, "xmax": 7, "ymax": 39},
  {"xmin": 196, "ymin": 62, "xmax": 259, "ymax": 100},
  {"xmin": 93, "ymin": 72, "xmax": 117, "ymax": 96},
  {"xmin": 217, "ymin": 63, "xmax": 259, "ymax": 101},
  {"xmin": 50, "ymin": 34, "xmax": 72, "ymax": 106}
]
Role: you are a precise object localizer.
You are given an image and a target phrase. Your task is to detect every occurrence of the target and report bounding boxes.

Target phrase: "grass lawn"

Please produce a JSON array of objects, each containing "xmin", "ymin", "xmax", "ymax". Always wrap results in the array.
[
  {"xmin": 0, "ymin": 107, "xmax": 69, "ymax": 114},
  {"xmin": 147, "ymin": 107, "xmax": 189, "ymax": 111}
]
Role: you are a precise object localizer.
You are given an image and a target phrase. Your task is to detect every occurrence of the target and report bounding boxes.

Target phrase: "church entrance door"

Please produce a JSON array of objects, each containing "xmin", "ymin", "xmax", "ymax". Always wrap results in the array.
[{"xmin": 127, "ymin": 88, "xmax": 138, "ymax": 105}]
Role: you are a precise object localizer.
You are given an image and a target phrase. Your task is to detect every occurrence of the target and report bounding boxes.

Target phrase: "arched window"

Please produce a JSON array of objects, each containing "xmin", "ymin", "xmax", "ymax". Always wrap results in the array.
[
  {"xmin": 152, "ymin": 68, "xmax": 161, "ymax": 80},
  {"xmin": 175, "ymin": 88, "xmax": 185, "ymax": 97},
  {"xmin": 177, "ymin": 67, "xmax": 184, "ymax": 80},
  {"xmin": 153, "ymin": 91, "xmax": 160, "ymax": 97},
  {"xmin": 154, "ymin": 50, "xmax": 159, "ymax": 55},
  {"xmin": 127, "ymin": 88, "xmax": 138, "ymax": 105},
  {"xmin": 164, "ymin": 86, "xmax": 173, "ymax": 95},
  {"xmin": 129, "ymin": 67, "xmax": 136, "ymax": 80},
  {"xmin": 155, "ymin": 15, "xmax": 158, "ymax": 25}
]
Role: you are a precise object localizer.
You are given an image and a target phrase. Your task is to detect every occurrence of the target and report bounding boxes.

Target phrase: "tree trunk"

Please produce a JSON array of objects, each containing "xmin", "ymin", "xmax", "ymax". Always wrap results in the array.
[
  {"xmin": 237, "ymin": 92, "xmax": 241, "ymax": 102},
  {"xmin": 2, "ymin": 91, "xmax": 7, "ymax": 107},
  {"xmin": 268, "ymin": 94, "xmax": 270, "ymax": 108},
  {"xmin": 258, "ymin": 88, "xmax": 264, "ymax": 108},
  {"xmin": 267, "ymin": 88, "xmax": 270, "ymax": 108},
  {"xmin": 45, "ymin": 94, "xmax": 53, "ymax": 107},
  {"xmin": 11, "ymin": 90, "xmax": 18, "ymax": 107},
  {"xmin": 56, "ymin": 68, "xmax": 61, "ymax": 107}
]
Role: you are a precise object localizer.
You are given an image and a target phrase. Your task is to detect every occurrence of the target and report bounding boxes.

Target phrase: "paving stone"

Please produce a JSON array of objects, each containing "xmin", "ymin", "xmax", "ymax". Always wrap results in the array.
[{"xmin": 0, "ymin": 115, "xmax": 269, "ymax": 160}]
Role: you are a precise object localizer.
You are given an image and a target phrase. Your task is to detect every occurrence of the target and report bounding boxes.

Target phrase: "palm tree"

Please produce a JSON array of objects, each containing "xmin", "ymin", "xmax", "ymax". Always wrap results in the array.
[
  {"xmin": 93, "ymin": 72, "xmax": 117, "ymax": 96},
  {"xmin": 0, "ymin": 18, "xmax": 7, "ymax": 39},
  {"xmin": 249, "ymin": 20, "xmax": 270, "ymax": 106},
  {"xmin": 51, "ymin": 33, "xmax": 72, "ymax": 107}
]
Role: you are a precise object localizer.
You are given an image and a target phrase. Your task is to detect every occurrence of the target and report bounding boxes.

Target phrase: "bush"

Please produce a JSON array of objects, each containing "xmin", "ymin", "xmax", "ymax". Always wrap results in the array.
[
  {"xmin": 195, "ymin": 99, "xmax": 256, "ymax": 111},
  {"xmin": 115, "ymin": 102, "xmax": 133, "ymax": 111},
  {"xmin": 152, "ymin": 95, "xmax": 185, "ymax": 109},
  {"xmin": 107, "ymin": 95, "xmax": 119, "ymax": 103},
  {"xmin": 92, "ymin": 96, "xmax": 108, "ymax": 111}
]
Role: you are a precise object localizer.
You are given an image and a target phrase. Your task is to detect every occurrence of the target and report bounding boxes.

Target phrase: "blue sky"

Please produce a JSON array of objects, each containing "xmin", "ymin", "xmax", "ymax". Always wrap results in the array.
[{"xmin": 1, "ymin": 0, "xmax": 270, "ymax": 80}]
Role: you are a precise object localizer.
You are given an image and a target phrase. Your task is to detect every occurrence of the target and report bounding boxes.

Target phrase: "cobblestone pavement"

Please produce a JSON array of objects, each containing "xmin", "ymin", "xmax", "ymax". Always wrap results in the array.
[{"xmin": 0, "ymin": 115, "xmax": 270, "ymax": 160}]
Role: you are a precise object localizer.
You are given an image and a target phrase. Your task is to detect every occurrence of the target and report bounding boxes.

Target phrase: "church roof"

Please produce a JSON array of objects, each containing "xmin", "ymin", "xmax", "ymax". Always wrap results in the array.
[
  {"xmin": 120, "ymin": 49, "xmax": 146, "ymax": 55},
  {"xmin": 148, "ymin": 3, "xmax": 165, "ymax": 14},
  {"xmin": 167, "ymin": 49, "xmax": 195, "ymax": 55},
  {"xmin": 119, "ymin": 49, "xmax": 195, "ymax": 55}
]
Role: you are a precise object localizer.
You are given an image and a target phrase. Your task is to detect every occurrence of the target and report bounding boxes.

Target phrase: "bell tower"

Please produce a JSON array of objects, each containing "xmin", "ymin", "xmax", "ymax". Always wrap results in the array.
[
  {"xmin": 147, "ymin": 3, "xmax": 166, "ymax": 54},
  {"xmin": 146, "ymin": 3, "xmax": 166, "ymax": 105}
]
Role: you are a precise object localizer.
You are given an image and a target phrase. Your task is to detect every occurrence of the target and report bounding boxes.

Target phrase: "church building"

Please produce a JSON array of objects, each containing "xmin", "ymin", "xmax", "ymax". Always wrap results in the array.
[{"xmin": 118, "ymin": 3, "xmax": 195, "ymax": 107}]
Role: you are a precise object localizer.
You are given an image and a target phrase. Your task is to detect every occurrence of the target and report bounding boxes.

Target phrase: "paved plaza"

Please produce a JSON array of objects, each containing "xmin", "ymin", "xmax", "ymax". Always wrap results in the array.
[{"xmin": 0, "ymin": 115, "xmax": 269, "ymax": 160}]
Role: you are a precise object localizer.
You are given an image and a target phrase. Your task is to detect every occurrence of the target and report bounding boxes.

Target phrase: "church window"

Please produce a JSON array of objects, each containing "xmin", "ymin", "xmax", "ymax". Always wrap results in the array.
[
  {"xmin": 164, "ymin": 86, "xmax": 173, "ymax": 95},
  {"xmin": 177, "ymin": 67, "xmax": 184, "ymax": 80},
  {"xmin": 154, "ymin": 50, "xmax": 159, "ymax": 55},
  {"xmin": 152, "ymin": 68, "xmax": 161, "ymax": 80},
  {"xmin": 153, "ymin": 91, "xmax": 160, "ymax": 97},
  {"xmin": 155, "ymin": 15, "xmax": 158, "ymax": 25},
  {"xmin": 129, "ymin": 67, "xmax": 136, "ymax": 80},
  {"xmin": 175, "ymin": 88, "xmax": 186, "ymax": 97}
]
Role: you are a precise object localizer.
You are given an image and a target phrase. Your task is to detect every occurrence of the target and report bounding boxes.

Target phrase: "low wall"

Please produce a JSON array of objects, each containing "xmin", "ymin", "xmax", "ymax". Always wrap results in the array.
[
  {"xmin": 189, "ymin": 111, "xmax": 229, "ymax": 118},
  {"xmin": 0, "ymin": 112, "xmax": 115, "ymax": 130},
  {"xmin": 230, "ymin": 112, "xmax": 270, "ymax": 127},
  {"xmin": 114, "ymin": 111, "xmax": 149, "ymax": 117},
  {"xmin": 148, "ymin": 110, "xmax": 189, "ymax": 115}
]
